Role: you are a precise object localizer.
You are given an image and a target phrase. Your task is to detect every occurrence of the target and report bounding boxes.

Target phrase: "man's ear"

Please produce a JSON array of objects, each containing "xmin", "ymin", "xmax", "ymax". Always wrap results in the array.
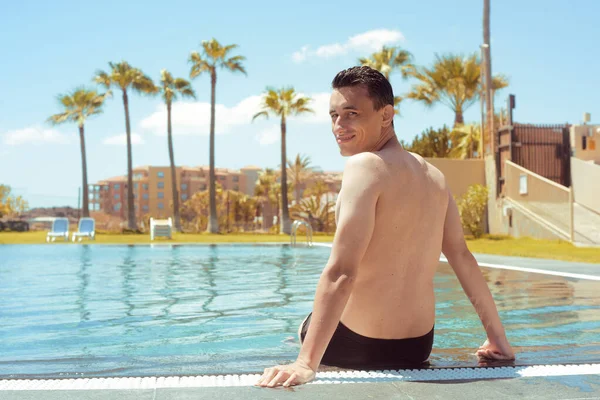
[{"xmin": 381, "ymin": 104, "xmax": 395, "ymax": 127}]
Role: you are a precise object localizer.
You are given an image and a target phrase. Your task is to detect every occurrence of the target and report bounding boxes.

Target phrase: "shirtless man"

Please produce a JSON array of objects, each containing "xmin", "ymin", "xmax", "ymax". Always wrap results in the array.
[{"xmin": 256, "ymin": 66, "xmax": 515, "ymax": 388}]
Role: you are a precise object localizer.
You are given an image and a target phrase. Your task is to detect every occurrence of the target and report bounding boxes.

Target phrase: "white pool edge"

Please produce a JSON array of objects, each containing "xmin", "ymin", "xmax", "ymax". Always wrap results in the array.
[{"xmin": 1, "ymin": 364, "xmax": 599, "ymax": 390}]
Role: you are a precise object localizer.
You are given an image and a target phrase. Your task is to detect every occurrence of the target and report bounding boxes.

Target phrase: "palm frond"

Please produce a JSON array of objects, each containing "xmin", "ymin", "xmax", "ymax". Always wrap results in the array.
[{"xmin": 252, "ymin": 110, "xmax": 269, "ymax": 121}]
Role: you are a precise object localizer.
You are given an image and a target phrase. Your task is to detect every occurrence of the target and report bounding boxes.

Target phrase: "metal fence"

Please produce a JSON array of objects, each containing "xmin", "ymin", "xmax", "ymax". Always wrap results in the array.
[{"xmin": 497, "ymin": 123, "xmax": 571, "ymax": 196}]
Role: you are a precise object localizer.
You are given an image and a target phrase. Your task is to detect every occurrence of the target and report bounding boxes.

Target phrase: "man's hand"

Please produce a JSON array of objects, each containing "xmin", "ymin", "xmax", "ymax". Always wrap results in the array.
[
  {"xmin": 255, "ymin": 359, "xmax": 316, "ymax": 388},
  {"xmin": 476, "ymin": 338, "xmax": 515, "ymax": 361}
]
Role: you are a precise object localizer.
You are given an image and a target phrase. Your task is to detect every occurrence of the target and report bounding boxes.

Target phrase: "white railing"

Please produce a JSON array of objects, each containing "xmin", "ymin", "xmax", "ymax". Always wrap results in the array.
[{"xmin": 290, "ymin": 220, "xmax": 313, "ymax": 247}]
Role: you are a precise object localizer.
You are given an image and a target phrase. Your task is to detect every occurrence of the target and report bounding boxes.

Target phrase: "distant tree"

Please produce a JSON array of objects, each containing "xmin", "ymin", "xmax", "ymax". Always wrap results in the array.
[
  {"xmin": 48, "ymin": 88, "xmax": 109, "ymax": 218},
  {"xmin": 189, "ymin": 38, "xmax": 247, "ymax": 233},
  {"xmin": 157, "ymin": 69, "xmax": 196, "ymax": 232},
  {"xmin": 94, "ymin": 61, "xmax": 158, "ymax": 230},
  {"xmin": 451, "ymin": 123, "xmax": 482, "ymax": 159},
  {"xmin": 252, "ymin": 87, "xmax": 314, "ymax": 234},
  {"xmin": 0, "ymin": 185, "xmax": 29, "ymax": 218},
  {"xmin": 406, "ymin": 53, "xmax": 508, "ymax": 126},
  {"xmin": 402, "ymin": 126, "xmax": 453, "ymax": 158},
  {"xmin": 359, "ymin": 45, "xmax": 414, "ymax": 115},
  {"xmin": 287, "ymin": 153, "xmax": 314, "ymax": 204}
]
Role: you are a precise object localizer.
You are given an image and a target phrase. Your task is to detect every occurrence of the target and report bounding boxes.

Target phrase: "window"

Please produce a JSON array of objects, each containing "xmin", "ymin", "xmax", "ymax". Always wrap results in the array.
[
  {"xmin": 218, "ymin": 176, "xmax": 226, "ymax": 181},
  {"xmin": 201, "ymin": 185, "xmax": 207, "ymax": 190},
  {"xmin": 114, "ymin": 194, "xmax": 120, "ymax": 200},
  {"xmin": 114, "ymin": 184, "xmax": 120, "ymax": 190},
  {"xmin": 143, "ymin": 205, "xmax": 149, "ymax": 211},
  {"xmin": 143, "ymin": 184, "xmax": 148, "ymax": 190},
  {"xmin": 114, "ymin": 203, "xmax": 121, "ymax": 211},
  {"xmin": 134, "ymin": 183, "xmax": 138, "ymax": 189},
  {"xmin": 234, "ymin": 185, "xmax": 239, "ymax": 191},
  {"xmin": 143, "ymin": 193, "xmax": 149, "ymax": 200},
  {"xmin": 233, "ymin": 176, "xmax": 239, "ymax": 182},
  {"xmin": 158, "ymin": 182, "xmax": 164, "ymax": 189},
  {"xmin": 582, "ymin": 136, "xmax": 587, "ymax": 150},
  {"xmin": 134, "ymin": 204, "xmax": 138, "ymax": 209},
  {"xmin": 158, "ymin": 202, "xmax": 164, "ymax": 209},
  {"xmin": 104, "ymin": 185, "xmax": 109, "ymax": 191},
  {"xmin": 158, "ymin": 192, "xmax": 164, "ymax": 199},
  {"xmin": 157, "ymin": 172, "xmax": 164, "ymax": 178},
  {"xmin": 181, "ymin": 183, "xmax": 188, "ymax": 190},
  {"xmin": 182, "ymin": 194, "xmax": 188, "ymax": 200}
]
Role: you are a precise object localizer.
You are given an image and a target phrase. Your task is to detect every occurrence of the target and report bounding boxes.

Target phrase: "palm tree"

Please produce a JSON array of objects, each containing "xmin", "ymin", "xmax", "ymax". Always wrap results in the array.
[
  {"xmin": 406, "ymin": 53, "xmax": 508, "ymax": 127},
  {"xmin": 359, "ymin": 45, "xmax": 414, "ymax": 115},
  {"xmin": 94, "ymin": 62, "xmax": 157, "ymax": 230},
  {"xmin": 287, "ymin": 154, "xmax": 314, "ymax": 204},
  {"xmin": 254, "ymin": 168, "xmax": 278, "ymax": 231},
  {"xmin": 48, "ymin": 88, "xmax": 110, "ymax": 218},
  {"xmin": 189, "ymin": 38, "xmax": 247, "ymax": 234},
  {"xmin": 252, "ymin": 87, "xmax": 314, "ymax": 234},
  {"xmin": 451, "ymin": 123, "xmax": 482, "ymax": 159},
  {"xmin": 158, "ymin": 69, "xmax": 196, "ymax": 232}
]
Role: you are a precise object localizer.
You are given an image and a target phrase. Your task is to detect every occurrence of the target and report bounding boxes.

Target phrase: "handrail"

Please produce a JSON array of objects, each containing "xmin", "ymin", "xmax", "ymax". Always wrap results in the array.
[{"xmin": 291, "ymin": 220, "xmax": 313, "ymax": 247}]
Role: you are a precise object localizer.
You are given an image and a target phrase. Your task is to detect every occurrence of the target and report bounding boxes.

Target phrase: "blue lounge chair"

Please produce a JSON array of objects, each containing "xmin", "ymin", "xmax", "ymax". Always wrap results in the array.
[
  {"xmin": 46, "ymin": 217, "xmax": 69, "ymax": 242},
  {"xmin": 72, "ymin": 217, "xmax": 95, "ymax": 242}
]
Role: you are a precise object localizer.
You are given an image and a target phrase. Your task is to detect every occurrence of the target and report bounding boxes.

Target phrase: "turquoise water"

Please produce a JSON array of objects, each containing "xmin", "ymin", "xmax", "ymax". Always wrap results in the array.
[{"xmin": 0, "ymin": 244, "xmax": 599, "ymax": 378}]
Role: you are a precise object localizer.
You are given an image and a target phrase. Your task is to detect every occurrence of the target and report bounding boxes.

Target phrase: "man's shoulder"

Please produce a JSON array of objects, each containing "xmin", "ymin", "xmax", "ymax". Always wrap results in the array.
[
  {"xmin": 345, "ymin": 152, "xmax": 384, "ymax": 172},
  {"xmin": 341, "ymin": 153, "xmax": 384, "ymax": 189}
]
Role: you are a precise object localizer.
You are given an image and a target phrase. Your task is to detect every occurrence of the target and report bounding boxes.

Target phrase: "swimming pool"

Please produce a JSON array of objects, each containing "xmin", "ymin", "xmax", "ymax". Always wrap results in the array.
[{"xmin": 1, "ymin": 244, "xmax": 599, "ymax": 379}]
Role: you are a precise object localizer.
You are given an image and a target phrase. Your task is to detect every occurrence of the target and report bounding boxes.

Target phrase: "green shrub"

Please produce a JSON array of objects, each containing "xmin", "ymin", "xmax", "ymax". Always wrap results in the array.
[{"xmin": 456, "ymin": 184, "xmax": 488, "ymax": 238}]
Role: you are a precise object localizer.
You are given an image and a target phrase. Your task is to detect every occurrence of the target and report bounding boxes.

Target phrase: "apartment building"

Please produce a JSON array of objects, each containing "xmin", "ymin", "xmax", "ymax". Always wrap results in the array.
[
  {"xmin": 89, "ymin": 165, "xmax": 263, "ymax": 219},
  {"xmin": 88, "ymin": 164, "xmax": 343, "ymax": 220}
]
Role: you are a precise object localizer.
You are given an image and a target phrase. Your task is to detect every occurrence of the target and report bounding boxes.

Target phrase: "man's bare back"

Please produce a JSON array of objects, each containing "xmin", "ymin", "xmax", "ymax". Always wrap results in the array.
[
  {"xmin": 256, "ymin": 66, "xmax": 514, "ymax": 389},
  {"xmin": 338, "ymin": 142, "xmax": 448, "ymax": 340}
]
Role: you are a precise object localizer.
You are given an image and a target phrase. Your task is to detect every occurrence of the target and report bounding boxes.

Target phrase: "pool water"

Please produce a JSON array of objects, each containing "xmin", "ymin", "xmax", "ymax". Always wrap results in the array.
[{"xmin": 1, "ymin": 244, "xmax": 599, "ymax": 378}]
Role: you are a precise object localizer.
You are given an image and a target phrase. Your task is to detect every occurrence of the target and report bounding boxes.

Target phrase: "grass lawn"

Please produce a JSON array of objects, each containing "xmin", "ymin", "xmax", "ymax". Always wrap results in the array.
[
  {"xmin": 0, "ymin": 231, "xmax": 334, "ymax": 245},
  {"xmin": 1, "ymin": 231, "xmax": 599, "ymax": 264}
]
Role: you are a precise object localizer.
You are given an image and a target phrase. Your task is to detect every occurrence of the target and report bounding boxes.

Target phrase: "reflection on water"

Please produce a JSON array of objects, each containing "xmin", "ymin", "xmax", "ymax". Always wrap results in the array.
[{"xmin": 0, "ymin": 244, "xmax": 598, "ymax": 378}]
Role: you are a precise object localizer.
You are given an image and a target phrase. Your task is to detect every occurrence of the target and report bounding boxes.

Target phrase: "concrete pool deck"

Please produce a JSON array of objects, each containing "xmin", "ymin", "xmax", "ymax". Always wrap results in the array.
[{"xmin": 2, "ymin": 249, "xmax": 599, "ymax": 399}]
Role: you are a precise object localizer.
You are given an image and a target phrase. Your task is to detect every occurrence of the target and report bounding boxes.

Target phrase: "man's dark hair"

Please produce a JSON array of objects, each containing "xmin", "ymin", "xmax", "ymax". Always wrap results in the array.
[{"xmin": 331, "ymin": 66, "xmax": 394, "ymax": 110}]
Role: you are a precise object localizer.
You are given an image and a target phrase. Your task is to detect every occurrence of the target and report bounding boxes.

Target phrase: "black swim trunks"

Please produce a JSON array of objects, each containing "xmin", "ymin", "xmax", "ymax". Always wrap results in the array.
[{"xmin": 300, "ymin": 313, "xmax": 434, "ymax": 370}]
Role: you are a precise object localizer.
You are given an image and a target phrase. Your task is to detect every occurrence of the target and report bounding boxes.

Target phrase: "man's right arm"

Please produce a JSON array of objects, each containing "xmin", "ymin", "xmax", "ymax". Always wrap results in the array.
[{"xmin": 441, "ymin": 189, "xmax": 514, "ymax": 360}]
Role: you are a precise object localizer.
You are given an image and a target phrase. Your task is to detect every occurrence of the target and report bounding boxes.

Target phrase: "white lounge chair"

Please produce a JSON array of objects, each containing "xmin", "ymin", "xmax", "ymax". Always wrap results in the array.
[
  {"xmin": 46, "ymin": 217, "xmax": 69, "ymax": 242},
  {"xmin": 150, "ymin": 217, "xmax": 172, "ymax": 240},
  {"xmin": 72, "ymin": 217, "xmax": 96, "ymax": 242}
]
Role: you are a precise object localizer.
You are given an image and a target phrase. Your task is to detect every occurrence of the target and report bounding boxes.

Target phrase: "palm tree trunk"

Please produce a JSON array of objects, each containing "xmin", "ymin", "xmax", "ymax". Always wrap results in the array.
[
  {"xmin": 167, "ymin": 101, "xmax": 181, "ymax": 232},
  {"xmin": 122, "ymin": 90, "xmax": 136, "ymax": 230},
  {"xmin": 483, "ymin": 0, "xmax": 494, "ymax": 153},
  {"xmin": 78, "ymin": 125, "xmax": 89, "ymax": 218},
  {"xmin": 280, "ymin": 114, "xmax": 291, "ymax": 234},
  {"xmin": 206, "ymin": 69, "xmax": 219, "ymax": 233},
  {"xmin": 454, "ymin": 109, "xmax": 464, "ymax": 127}
]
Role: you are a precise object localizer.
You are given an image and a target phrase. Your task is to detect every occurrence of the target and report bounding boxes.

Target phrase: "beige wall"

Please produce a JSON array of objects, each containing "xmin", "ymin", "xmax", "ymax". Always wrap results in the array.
[
  {"xmin": 425, "ymin": 158, "xmax": 486, "ymax": 198},
  {"xmin": 570, "ymin": 124, "xmax": 600, "ymax": 163},
  {"xmin": 571, "ymin": 157, "xmax": 600, "ymax": 214},
  {"xmin": 504, "ymin": 161, "xmax": 569, "ymax": 204}
]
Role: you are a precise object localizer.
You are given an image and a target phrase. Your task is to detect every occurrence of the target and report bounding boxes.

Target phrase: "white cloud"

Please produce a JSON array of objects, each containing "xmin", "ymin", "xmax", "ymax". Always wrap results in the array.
[
  {"xmin": 292, "ymin": 46, "xmax": 310, "ymax": 63},
  {"xmin": 103, "ymin": 133, "xmax": 145, "ymax": 146},
  {"xmin": 2, "ymin": 126, "xmax": 72, "ymax": 145},
  {"xmin": 139, "ymin": 96, "xmax": 263, "ymax": 136},
  {"xmin": 140, "ymin": 93, "xmax": 332, "ymax": 137},
  {"xmin": 256, "ymin": 125, "xmax": 280, "ymax": 146},
  {"xmin": 292, "ymin": 29, "xmax": 405, "ymax": 62}
]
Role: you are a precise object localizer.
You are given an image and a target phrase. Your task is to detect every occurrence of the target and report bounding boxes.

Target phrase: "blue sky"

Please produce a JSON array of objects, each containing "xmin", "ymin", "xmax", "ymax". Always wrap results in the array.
[{"xmin": 1, "ymin": 0, "xmax": 599, "ymax": 207}]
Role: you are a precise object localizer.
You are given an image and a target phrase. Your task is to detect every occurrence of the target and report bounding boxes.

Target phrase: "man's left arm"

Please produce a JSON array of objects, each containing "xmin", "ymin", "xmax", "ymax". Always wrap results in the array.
[{"xmin": 256, "ymin": 154, "xmax": 381, "ymax": 388}]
